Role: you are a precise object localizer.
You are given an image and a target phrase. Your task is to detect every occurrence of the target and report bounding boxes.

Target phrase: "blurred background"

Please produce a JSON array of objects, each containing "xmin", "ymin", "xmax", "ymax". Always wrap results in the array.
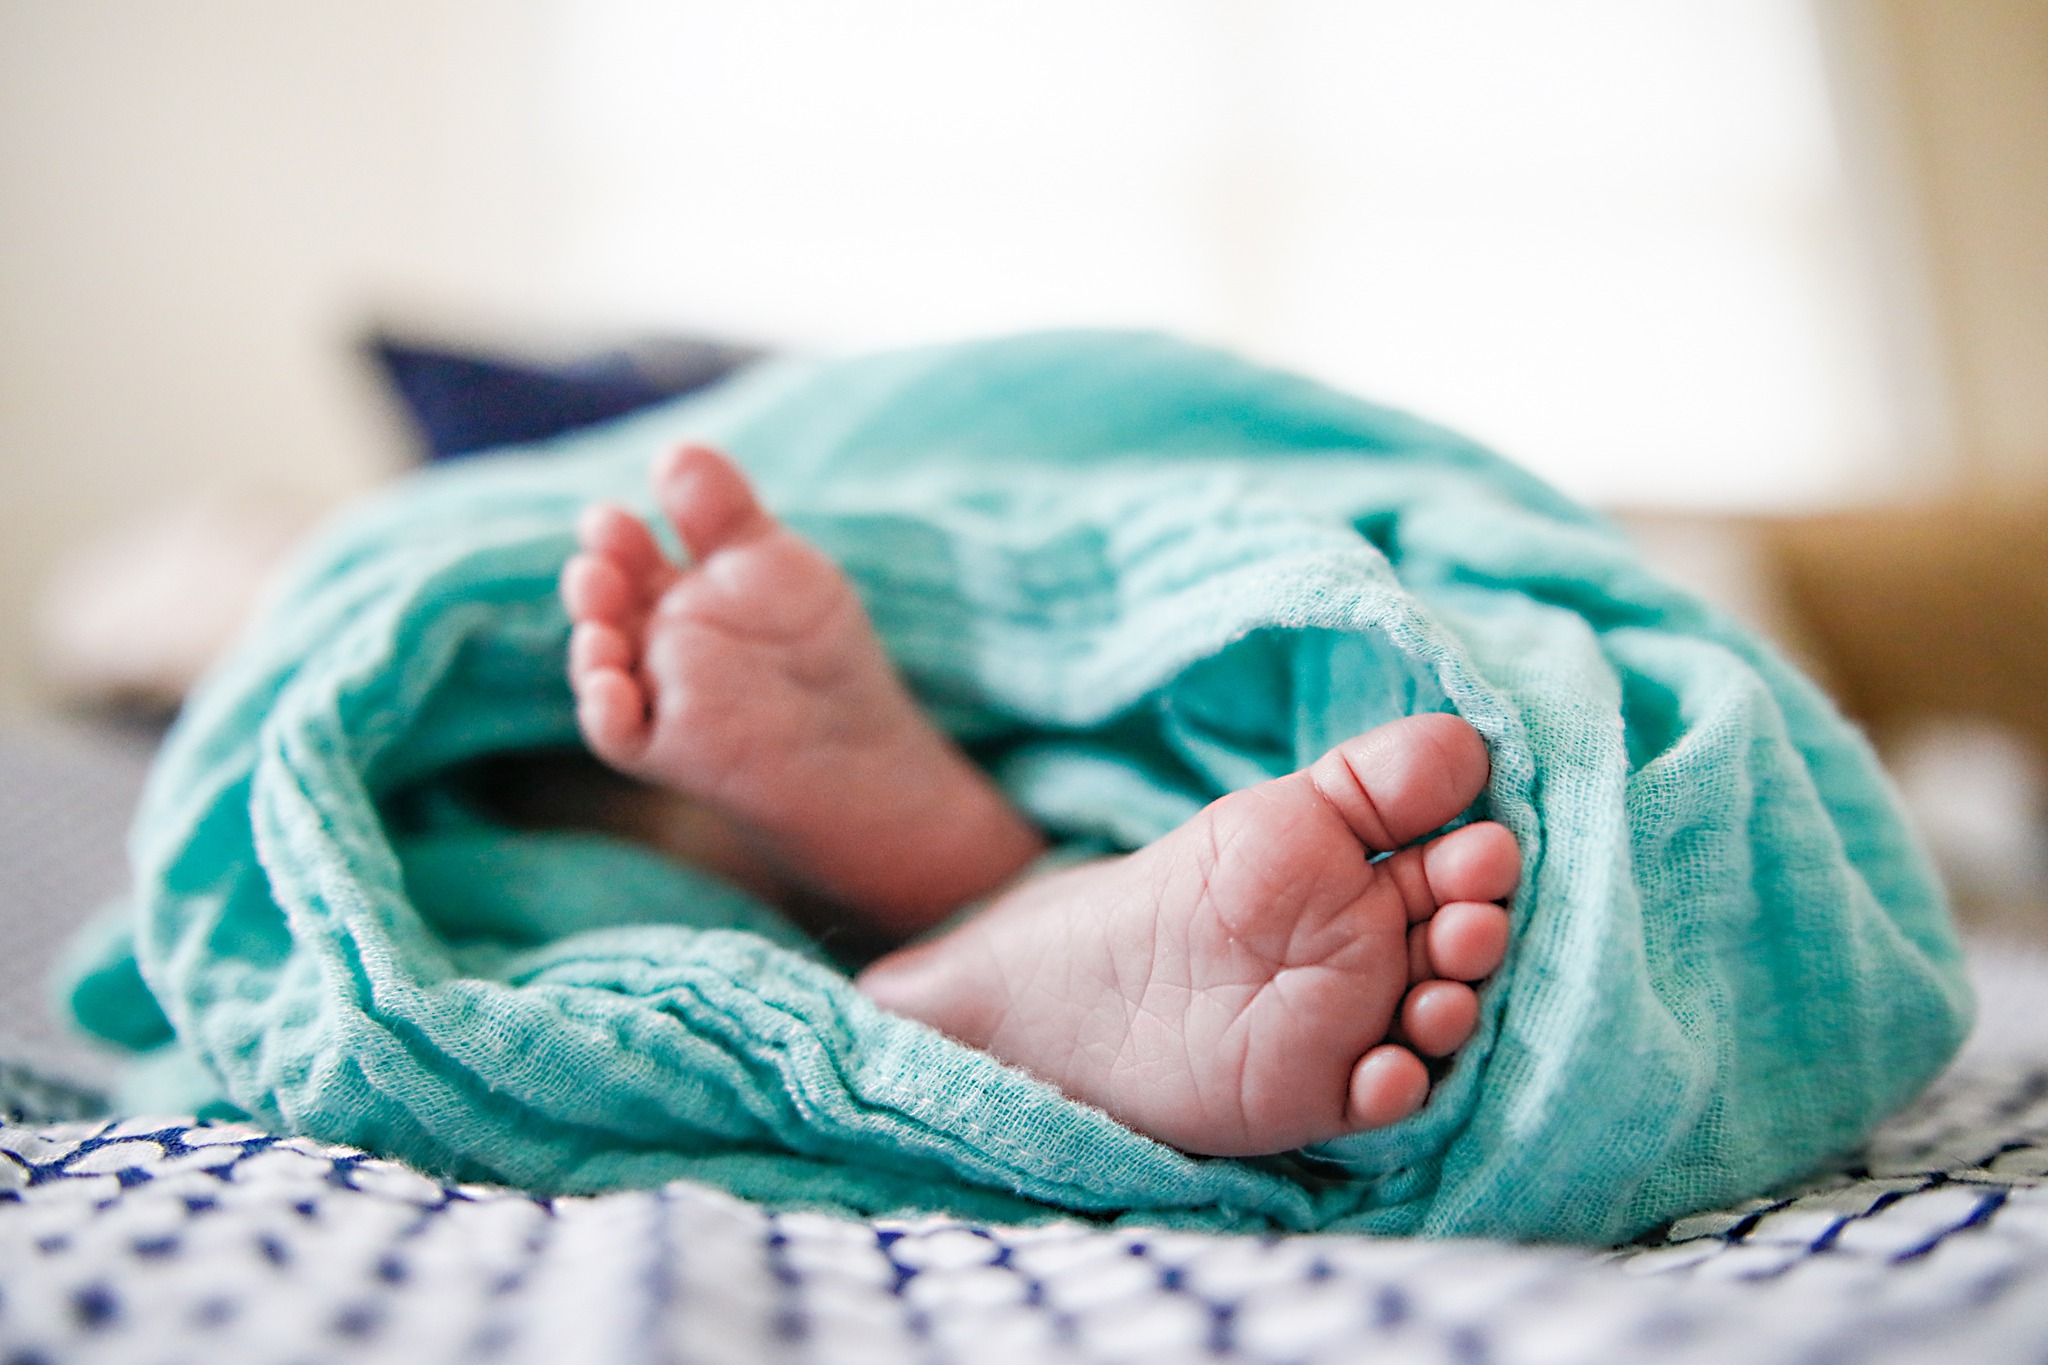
[{"xmin": 2, "ymin": 0, "xmax": 2048, "ymax": 994}]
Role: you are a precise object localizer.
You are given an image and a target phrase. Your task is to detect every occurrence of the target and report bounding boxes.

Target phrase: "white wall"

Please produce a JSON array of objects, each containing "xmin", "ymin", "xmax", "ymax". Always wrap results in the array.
[
  {"xmin": 0, "ymin": 1, "xmax": 567, "ymax": 706},
  {"xmin": 0, "ymin": 0, "xmax": 1944, "ymax": 709},
  {"xmin": 539, "ymin": 0, "xmax": 1926, "ymax": 509}
]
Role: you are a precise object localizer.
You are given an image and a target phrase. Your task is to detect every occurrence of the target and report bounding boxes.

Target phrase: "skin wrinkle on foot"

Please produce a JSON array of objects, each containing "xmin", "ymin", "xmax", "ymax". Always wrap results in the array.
[{"xmin": 560, "ymin": 443, "xmax": 1518, "ymax": 1158}]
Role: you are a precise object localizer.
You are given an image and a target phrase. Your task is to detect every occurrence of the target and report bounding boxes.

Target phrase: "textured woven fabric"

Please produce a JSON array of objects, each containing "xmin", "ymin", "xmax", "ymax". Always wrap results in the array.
[
  {"xmin": 6, "ymin": 1059, "xmax": 2048, "ymax": 1364},
  {"xmin": 57, "ymin": 331, "xmax": 1970, "ymax": 1243}
]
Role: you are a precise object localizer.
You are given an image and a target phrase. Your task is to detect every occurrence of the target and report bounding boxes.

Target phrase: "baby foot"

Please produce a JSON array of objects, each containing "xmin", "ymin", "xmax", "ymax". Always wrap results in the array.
[
  {"xmin": 560, "ymin": 445, "xmax": 1047, "ymax": 935},
  {"xmin": 857, "ymin": 714, "xmax": 1518, "ymax": 1156}
]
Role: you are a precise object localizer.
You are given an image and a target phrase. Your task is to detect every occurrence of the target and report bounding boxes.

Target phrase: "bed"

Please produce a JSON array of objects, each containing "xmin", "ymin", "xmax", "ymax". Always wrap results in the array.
[{"xmin": 2, "ymin": 716, "xmax": 2046, "ymax": 1364}]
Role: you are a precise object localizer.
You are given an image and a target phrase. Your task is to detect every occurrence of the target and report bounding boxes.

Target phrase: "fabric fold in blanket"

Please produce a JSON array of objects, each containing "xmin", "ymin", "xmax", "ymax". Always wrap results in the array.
[{"xmin": 62, "ymin": 331, "xmax": 1971, "ymax": 1244}]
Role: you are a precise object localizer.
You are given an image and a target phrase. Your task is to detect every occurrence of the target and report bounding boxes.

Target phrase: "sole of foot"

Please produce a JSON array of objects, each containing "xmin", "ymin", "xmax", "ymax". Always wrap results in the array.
[
  {"xmin": 559, "ymin": 444, "xmax": 1047, "ymax": 936},
  {"xmin": 858, "ymin": 713, "xmax": 1518, "ymax": 1156}
]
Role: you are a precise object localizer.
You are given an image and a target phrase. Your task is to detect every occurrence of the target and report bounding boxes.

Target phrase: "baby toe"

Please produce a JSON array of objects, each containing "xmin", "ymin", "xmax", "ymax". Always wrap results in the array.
[
  {"xmin": 1425, "ymin": 901, "xmax": 1511, "ymax": 981},
  {"xmin": 1347, "ymin": 1045, "xmax": 1430, "ymax": 1130},
  {"xmin": 1421, "ymin": 821, "xmax": 1520, "ymax": 905},
  {"xmin": 1399, "ymin": 980, "xmax": 1479, "ymax": 1058}
]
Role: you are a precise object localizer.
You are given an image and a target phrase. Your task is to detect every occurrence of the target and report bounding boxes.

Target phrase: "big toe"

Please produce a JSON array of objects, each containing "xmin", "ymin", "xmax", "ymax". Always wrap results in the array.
[
  {"xmin": 653, "ymin": 444, "xmax": 775, "ymax": 562},
  {"xmin": 1309, "ymin": 714, "xmax": 1492, "ymax": 852}
]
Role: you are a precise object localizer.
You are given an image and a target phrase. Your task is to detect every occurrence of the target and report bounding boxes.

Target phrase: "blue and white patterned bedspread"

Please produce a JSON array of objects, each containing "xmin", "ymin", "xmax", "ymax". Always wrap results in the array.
[
  {"xmin": 4, "ymin": 719, "xmax": 2046, "ymax": 1362},
  {"xmin": 2, "ymin": 1056, "xmax": 2045, "ymax": 1365}
]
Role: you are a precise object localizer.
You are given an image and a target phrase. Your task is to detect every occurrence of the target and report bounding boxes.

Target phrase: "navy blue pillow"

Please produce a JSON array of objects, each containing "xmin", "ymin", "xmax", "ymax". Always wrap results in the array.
[{"xmin": 367, "ymin": 333, "xmax": 765, "ymax": 461}]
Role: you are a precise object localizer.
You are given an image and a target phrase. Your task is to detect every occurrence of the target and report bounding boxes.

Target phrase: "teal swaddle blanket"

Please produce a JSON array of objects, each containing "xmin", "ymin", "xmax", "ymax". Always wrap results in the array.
[{"xmin": 62, "ymin": 331, "xmax": 1971, "ymax": 1244}]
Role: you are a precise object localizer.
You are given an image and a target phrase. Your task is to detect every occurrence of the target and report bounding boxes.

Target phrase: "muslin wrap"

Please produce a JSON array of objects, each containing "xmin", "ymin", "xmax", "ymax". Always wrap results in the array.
[{"xmin": 61, "ymin": 332, "xmax": 1971, "ymax": 1244}]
